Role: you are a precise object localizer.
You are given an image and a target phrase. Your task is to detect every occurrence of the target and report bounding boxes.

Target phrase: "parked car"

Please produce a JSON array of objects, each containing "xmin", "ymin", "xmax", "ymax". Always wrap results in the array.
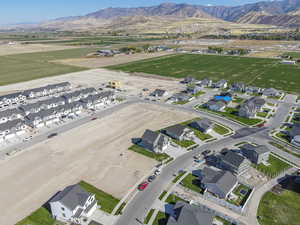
[
  {"xmin": 138, "ymin": 182, "xmax": 149, "ymax": 191},
  {"xmin": 154, "ymin": 169, "xmax": 162, "ymax": 176},
  {"xmin": 202, "ymin": 150, "xmax": 211, "ymax": 156},
  {"xmin": 48, "ymin": 133, "xmax": 58, "ymax": 138},
  {"xmin": 91, "ymin": 117, "xmax": 97, "ymax": 120},
  {"xmin": 148, "ymin": 175, "xmax": 156, "ymax": 182}
]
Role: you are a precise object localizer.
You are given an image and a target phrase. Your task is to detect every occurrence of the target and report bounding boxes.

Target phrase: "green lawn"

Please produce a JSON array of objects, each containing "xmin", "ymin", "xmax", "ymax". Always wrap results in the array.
[
  {"xmin": 193, "ymin": 91, "xmax": 206, "ymax": 97},
  {"xmin": 213, "ymin": 124, "xmax": 231, "ymax": 135},
  {"xmin": 129, "ymin": 144, "xmax": 170, "ymax": 162},
  {"xmin": 257, "ymin": 112, "xmax": 269, "ymax": 118},
  {"xmin": 152, "ymin": 211, "xmax": 170, "ymax": 225},
  {"xmin": 144, "ymin": 209, "xmax": 155, "ymax": 224},
  {"xmin": 189, "ymin": 127, "xmax": 213, "ymax": 141},
  {"xmin": 269, "ymin": 142, "xmax": 300, "ymax": 159},
  {"xmin": 197, "ymin": 106, "xmax": 263, "ymax": 126},
  {"xmin": 108, "ymin": 54, "xmax": 300, "ymax": 94},
  {"xmin": 173, "ymin": 100, "xmax": 189, "ymax": 105},
  {"xmin": 165, "ymin": 194, "xmax": 187, "ymax": 205},
  {"xmin": 16, "ymin": 207, "xmax": 57, "ymax": 225},
  {"xmin": 228, "ymin": 184, "xmax": 252, "ymax": 206},
  {"xmin": 79, "ymin": 181, "xmax": 120, "ymax": 214},
  {"xmin": 0, "ymin": 48, "xmax": 97, "ymax": 86},
  {"xmin": 180, "ymin": 173, "xmax": 205, "ymax": 194},
  {"xmin": 258, "ymin": 190, "xmax": 300, "ymax": 225},
  {"xmin": 173, "ymin": 139, "xmax": 197, "ymax": 148},
  {"xmin": 172, "ymin": 171, "xmax": 187, "ymax": 183},
  {"xmin": 232, "ymin": 97, "xmax": 245, "ymax": 103},
  {"xmin": 253, "ymin": 155, "xmax": 291, "ymax": 178}
]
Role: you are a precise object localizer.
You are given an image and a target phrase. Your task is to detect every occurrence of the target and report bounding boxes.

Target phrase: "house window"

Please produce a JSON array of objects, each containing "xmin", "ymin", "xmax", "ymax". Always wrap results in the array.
[{"xmin": 61, "ymin": 207, "xmax": 65, "ymax": 211}]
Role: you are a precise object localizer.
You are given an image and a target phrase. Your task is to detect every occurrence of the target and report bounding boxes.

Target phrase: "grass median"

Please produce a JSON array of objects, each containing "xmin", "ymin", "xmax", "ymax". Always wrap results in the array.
[{"xmin": 129, "ymin": 144, "xmax": 170, "ymax": 162}]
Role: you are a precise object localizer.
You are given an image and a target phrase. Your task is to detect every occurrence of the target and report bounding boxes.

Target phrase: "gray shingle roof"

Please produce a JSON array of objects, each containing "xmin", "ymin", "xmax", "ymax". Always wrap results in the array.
[
  {"xmin": 50, "ymin": 184, "xmax": 92, "ymax": 211},
  {"xmin": 165, "ymin": 124, "xmax": 187, "ymax": 137},
  {"xmin": 191, "ymin": 119, "xmax": 213, "ymax": 132},
  {"xmin": 221, "ymin": 151, "xmax": 246, "ymax": 167},
  {"xmin": 241, "ymin": 143, "xmax": 270, "ymax": 155},
  {"xmin": 142, "ymin": 129, "xmax": 161, "ymax": 144},
  {"xmin": 167, "ymin": 201, "xmax": 213, "ymax": 225},
  {"xmin": 0, "ymin": 108, "xmax": 23, "ymax": 118},
  {"xmin": 0, "ymin": 119, "xmax": 24, "ymax": 132}
]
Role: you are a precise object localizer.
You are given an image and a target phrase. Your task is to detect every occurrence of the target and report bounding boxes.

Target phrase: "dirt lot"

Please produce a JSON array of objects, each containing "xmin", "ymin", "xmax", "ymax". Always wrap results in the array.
[
  {"xmin": 54, "ymin": 52, "xmax": 173, "ymax": 68},
  {"xmin": 0, "ymin": 43, "xmax": 77, "ymax": 56},
  {"xmin": 0, "ymin": 103, "xmax": 196, "ymax": 225},
  {"xmin": 0, "ymin": 68, "xmax": 185, "ymax": 98}
]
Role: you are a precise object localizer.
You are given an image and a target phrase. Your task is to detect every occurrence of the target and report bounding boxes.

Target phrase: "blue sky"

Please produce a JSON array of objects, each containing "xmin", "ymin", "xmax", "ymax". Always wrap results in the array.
[{"xmin": 1, "ymin": 0, "xmax": 266, "ymax": 25}]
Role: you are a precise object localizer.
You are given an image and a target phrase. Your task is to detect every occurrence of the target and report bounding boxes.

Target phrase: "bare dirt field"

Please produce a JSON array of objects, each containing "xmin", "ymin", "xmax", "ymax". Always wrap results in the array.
[
  {"xmin": 0, "ymin": 43, "xmax": 77, "ymax": 56},
  {"xmin": 0, "ymin": 103, "xmax": 196, "ymax": 225},
  {"xmin": 54, "ymin": 52, "xmax": 173, "ymax": 68},
  {"xmin": 248, "ymin": 50, "xmax": 283, "ymax": 58},
  {"xmin": 0, "ymin": 68, "xmax": 185, "ymax": 98}
]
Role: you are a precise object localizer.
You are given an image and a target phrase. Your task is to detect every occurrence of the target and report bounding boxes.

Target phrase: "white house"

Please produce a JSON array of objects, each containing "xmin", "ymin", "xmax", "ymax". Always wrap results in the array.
[{"xmin": 49, "ymin": 184, "xmax": 98, "ymax": 224}]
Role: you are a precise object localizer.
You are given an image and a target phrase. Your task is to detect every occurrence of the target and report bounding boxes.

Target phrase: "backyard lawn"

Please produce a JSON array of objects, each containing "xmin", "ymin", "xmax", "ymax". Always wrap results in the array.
[
  {"xmin": 253, "ymin": 155, "xmax": 291, "ymax": 178},
  {"xmin": 128, "ymin": 144, "xmax": 170, "ymax": 162},
  {"xmin": 173, "ymin": 139, "xmax": 197, "ymax": 148},
  {"xmin": 213, "ymin": 124, "xmax": 231, "ymax": 135},
  {"xmin": 79, "ymin": 181, "xmax": 120, "ymax": 214},
  {"xmin": 16, "ymin": 207, "xmax": 57, "ymax": 225},
  {"xmin": 180, "ymin": 173, "xmax": 205, "ymax": 194},
  {"xmin": 152, "ymin": 211, "xmax": 170, "ymax": 225}
]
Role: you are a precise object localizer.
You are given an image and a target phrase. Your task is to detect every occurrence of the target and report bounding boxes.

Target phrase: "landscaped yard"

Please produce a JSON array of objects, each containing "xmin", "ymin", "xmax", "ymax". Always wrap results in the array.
[
  {"xmin": 172, "ymin": 139, "xmax": 197, "ymax": 148},
  {"xmin": 213, "ymin": 124, "xmax": 231, "ymax": 135},
  {"xmin": 128, "ymin": 144, "xmax": 170, "ymax": 162},
  {"xmin": 16, "ymin": 207, "xmax": 57, "ymax": 225},
  {"xmin": 108, "ymin": 54, "xmax": 300, "ymax": 94},
  {"xmin": 172, "ymin": 171, "xmax": 187, "ymax": 183},
  {"xmin": 180, "ymin": 173, "xmax": 205, "ymax": 194},
  {"xmin": 144, "ymin": 209, "xmax": 155, "ymax": 224},
  {"xmin": 193, "ymin": 91, "xmax": 206, "ymax": 97},
  {"xmin": 190, "ymin": 128, "xmax": 213, "ymax": 141},
  {"xmin": 197, "ymin": 106, "xmax": 263, "ymax": 126},
  {"xmin": 165, "ymin": 194, "xmax": 187, "ymax": 205},
  {"xmin": 257, "ymin": 112, "xmax": 268, "ymax": 118},
  {"xmin": 173, "ymin": 100, "xmax": 189, "ymax": 105},
  {"xmin": 258, "ymin": 189, "xmax": 300, "ymax": 225},
  {"xmin": 253, "ymin": 155, "xmax": 291, "ymax": 178},
  {"xmin": 152, "ymin": 211, "xmax": 170, "ymax": 225},
  {"xmin": 228, "ymin": 184, "xmax": 252, "ymax": 206},
  {"xmin": 79, "ymin": 181, "xmax": 121, "ymax": 214}
]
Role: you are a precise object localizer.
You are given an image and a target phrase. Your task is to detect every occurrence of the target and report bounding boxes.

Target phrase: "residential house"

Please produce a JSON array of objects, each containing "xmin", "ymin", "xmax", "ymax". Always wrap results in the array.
[
  {"xmin": 49, "ymin": 184, "xmax": 98, "ymax": 224},
  {"xmin": 239, "ymin": 96, "xmax": 265, "ymax": 118},
  {"xmin": 0, "ymin": 108, "xmax": 24, "ymax": 124},
  {"xmin": 190, "ymin": 118, "xmax": 214, "ymax": 133},
  {"xmin": 150, "ymin": 89, "xmax": 168, "ymax": 97},
  {"xmin": 220, "ymin": 151, "xmax": 251, "ymax": 175},
  {"xmin": 139, "ymin": 129, "xmax": 170, "ymax": 153},
  {"xmin": 245, "ymin": 86, "xmax": 262, "ymax": 95},
  {"xmin": 0, "ymin": 92, "xmax": 26, "ymax": 107},
  {"xmin": 205, "ymin": 100, "xmax": 226, "ymax": 112},
  {"xmin": 169, "ymin": 93, "xmax": 194, "ymax": 103},
  {"xmin": 0, "ymin": 119, "xmax": 27, "ymax": 139},
  {"xmin": 231, "ymin": 83, "xmax": 246, "ymax": 93},
  {"xmin": 199, "ymin": 167, "xmax": 238, "ymax": 199},
  {"xmin": 240, "ymin": 143, "xmax": 270, "ymax": 165},
  {"xmin": 167, "ymin": 201, "xmax": 214, "ymax": 225},
  {"xmin": 187, "ymin": 85, "xmax": 202, "ymax": 95},
  {"xmin": 262, "ymin": 88, "xmax": 281, "ymax": 97},
  {"xmin": 182, "ymin": 76, "xmax": 197, "ymax": 84},
  {"xmin": 213, "ymin": 80, "xmax": 228, "ymax": 89},
  {"xmin": 288, "ymin": 124, "xmax": 300, "ymax": 147},
  {"xmin": 164, "ymin": 124, "xmax": 194, "ymax": 141},
  {"xmin": 26, "ymin": 112, "xmax": 45, "ymax": 128},
  {"xmin": 200, "ymin": 78, "xmax": 213, "ymax": 87},
  {"xmin": 19, "ymin": 102, "xmax": 43, "ymax": 115}
]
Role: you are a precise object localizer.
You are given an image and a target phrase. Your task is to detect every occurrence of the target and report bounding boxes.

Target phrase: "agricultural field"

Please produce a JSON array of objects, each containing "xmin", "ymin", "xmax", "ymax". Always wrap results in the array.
[
  {"xmin": 0, "ymin": 48, "xmax": 97, "ymax": 86},
  {"xmin": 108, "ymin": 54, "xmax": 300, "ymax": 94}
]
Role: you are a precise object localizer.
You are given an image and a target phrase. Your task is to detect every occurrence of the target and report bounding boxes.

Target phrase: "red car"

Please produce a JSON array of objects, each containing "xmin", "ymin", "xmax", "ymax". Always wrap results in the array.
[{"xmin": 138, "ymin": 182, "xmax": 149, "ymax": 191}]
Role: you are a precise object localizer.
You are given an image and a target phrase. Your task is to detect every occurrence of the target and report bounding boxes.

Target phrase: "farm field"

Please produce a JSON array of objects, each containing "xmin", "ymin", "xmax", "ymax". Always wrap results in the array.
[
  {"xmin": 0, "ymin": 48, "xmax": 97, "ymax": 86},
  {"xmin": 108, "ymin": 54, "xmax": 300, "ymax": 94}
]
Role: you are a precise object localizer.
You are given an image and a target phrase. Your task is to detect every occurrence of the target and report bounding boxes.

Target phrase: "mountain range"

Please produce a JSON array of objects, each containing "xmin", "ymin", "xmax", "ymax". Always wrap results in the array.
[{"xmin": 40, "ymin": 0, "xmax": 300, "ymax": 33}]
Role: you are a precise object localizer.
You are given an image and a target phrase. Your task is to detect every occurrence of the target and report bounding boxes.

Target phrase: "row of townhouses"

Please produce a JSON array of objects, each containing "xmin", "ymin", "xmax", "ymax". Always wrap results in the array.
[
  {"xmin": 0, "ymin": 90, "xmax": 115, "ymax": 140},
  {"xmin": 0, "ymin": 82, "xmax": 71, "ymax": 108}
]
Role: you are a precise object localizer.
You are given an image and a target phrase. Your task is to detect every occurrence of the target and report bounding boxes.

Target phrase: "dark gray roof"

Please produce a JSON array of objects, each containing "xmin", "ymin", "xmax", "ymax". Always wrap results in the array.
[
  {"xmin": 0, "ymin": 119, "xmax": 24, "ymax": 132},
  {"xmin": 241, "ymin": 143, "xmax": 270, "ymax": 155},
  {"xmin": 206, "ymin": 100, "xmax": 226, "ymax": 108},
  {"xmin": 165, "ymin": 124, "xmax": 188, "ymax": 137},
  {"xmin": 191, "ymin": 119, "xmax": 213, "ymax": 131},
  {"xmin": 289, "ymin": 124, "xmax": 300, "ymax": 138},
  {"xmin": 221, "ymin": 151, "xmax": 246, "ymax": 167},
  {"xmin": 0, "ymin": 108, "xmax": 23, "ymax": 118},
  {"xmin": 201, "ymin": 167, "xmax": 237, "ymax": 195},
  {"xmin": 151, "ymin": 89, "xmax": 167, "ymax": 97},
  {"xmin": 50, "ymin": 184, "xmax": 92, "ymax": 211},
  {"xmin": 142, "ymin": 129, "xmax": 161, "ymax": 144},
  {"xmin": 167, "ymin": 201, "xmax": 213, "ymax": 225}
]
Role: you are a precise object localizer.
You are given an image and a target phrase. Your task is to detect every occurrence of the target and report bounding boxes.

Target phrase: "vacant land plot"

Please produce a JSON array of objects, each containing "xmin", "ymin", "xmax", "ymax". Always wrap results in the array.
[
  {"xmin": 0, "ymin": 47, "xmax": 98, "ymax": 86},
  {"xmin": 258, "ymin": 190, "xmax": 300, "ymax": 225},
  {"xmin": 108, "ymin": 54, "xmax": 300, "ymax": 93},
  {"xmin": 0, "ymin": 43, "xmax": 77, "ymax": 56},
  {"xmin": 55, "ymin": 52, "xmax": 173, "ymax": 68},
  {"xmin": 0, "ymin": 103, "xmax": 196, "ymax": 225}
]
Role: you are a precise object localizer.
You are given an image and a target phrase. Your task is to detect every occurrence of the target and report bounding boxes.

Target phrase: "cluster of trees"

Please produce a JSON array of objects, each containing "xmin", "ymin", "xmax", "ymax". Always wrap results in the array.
[
  {"xmin": 208, "ymin": 46, "xmax": 250, "ymax": 55},
  {"xmin": 202, "ymin": 30, "xmax": 300, "ymax": 41}
]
